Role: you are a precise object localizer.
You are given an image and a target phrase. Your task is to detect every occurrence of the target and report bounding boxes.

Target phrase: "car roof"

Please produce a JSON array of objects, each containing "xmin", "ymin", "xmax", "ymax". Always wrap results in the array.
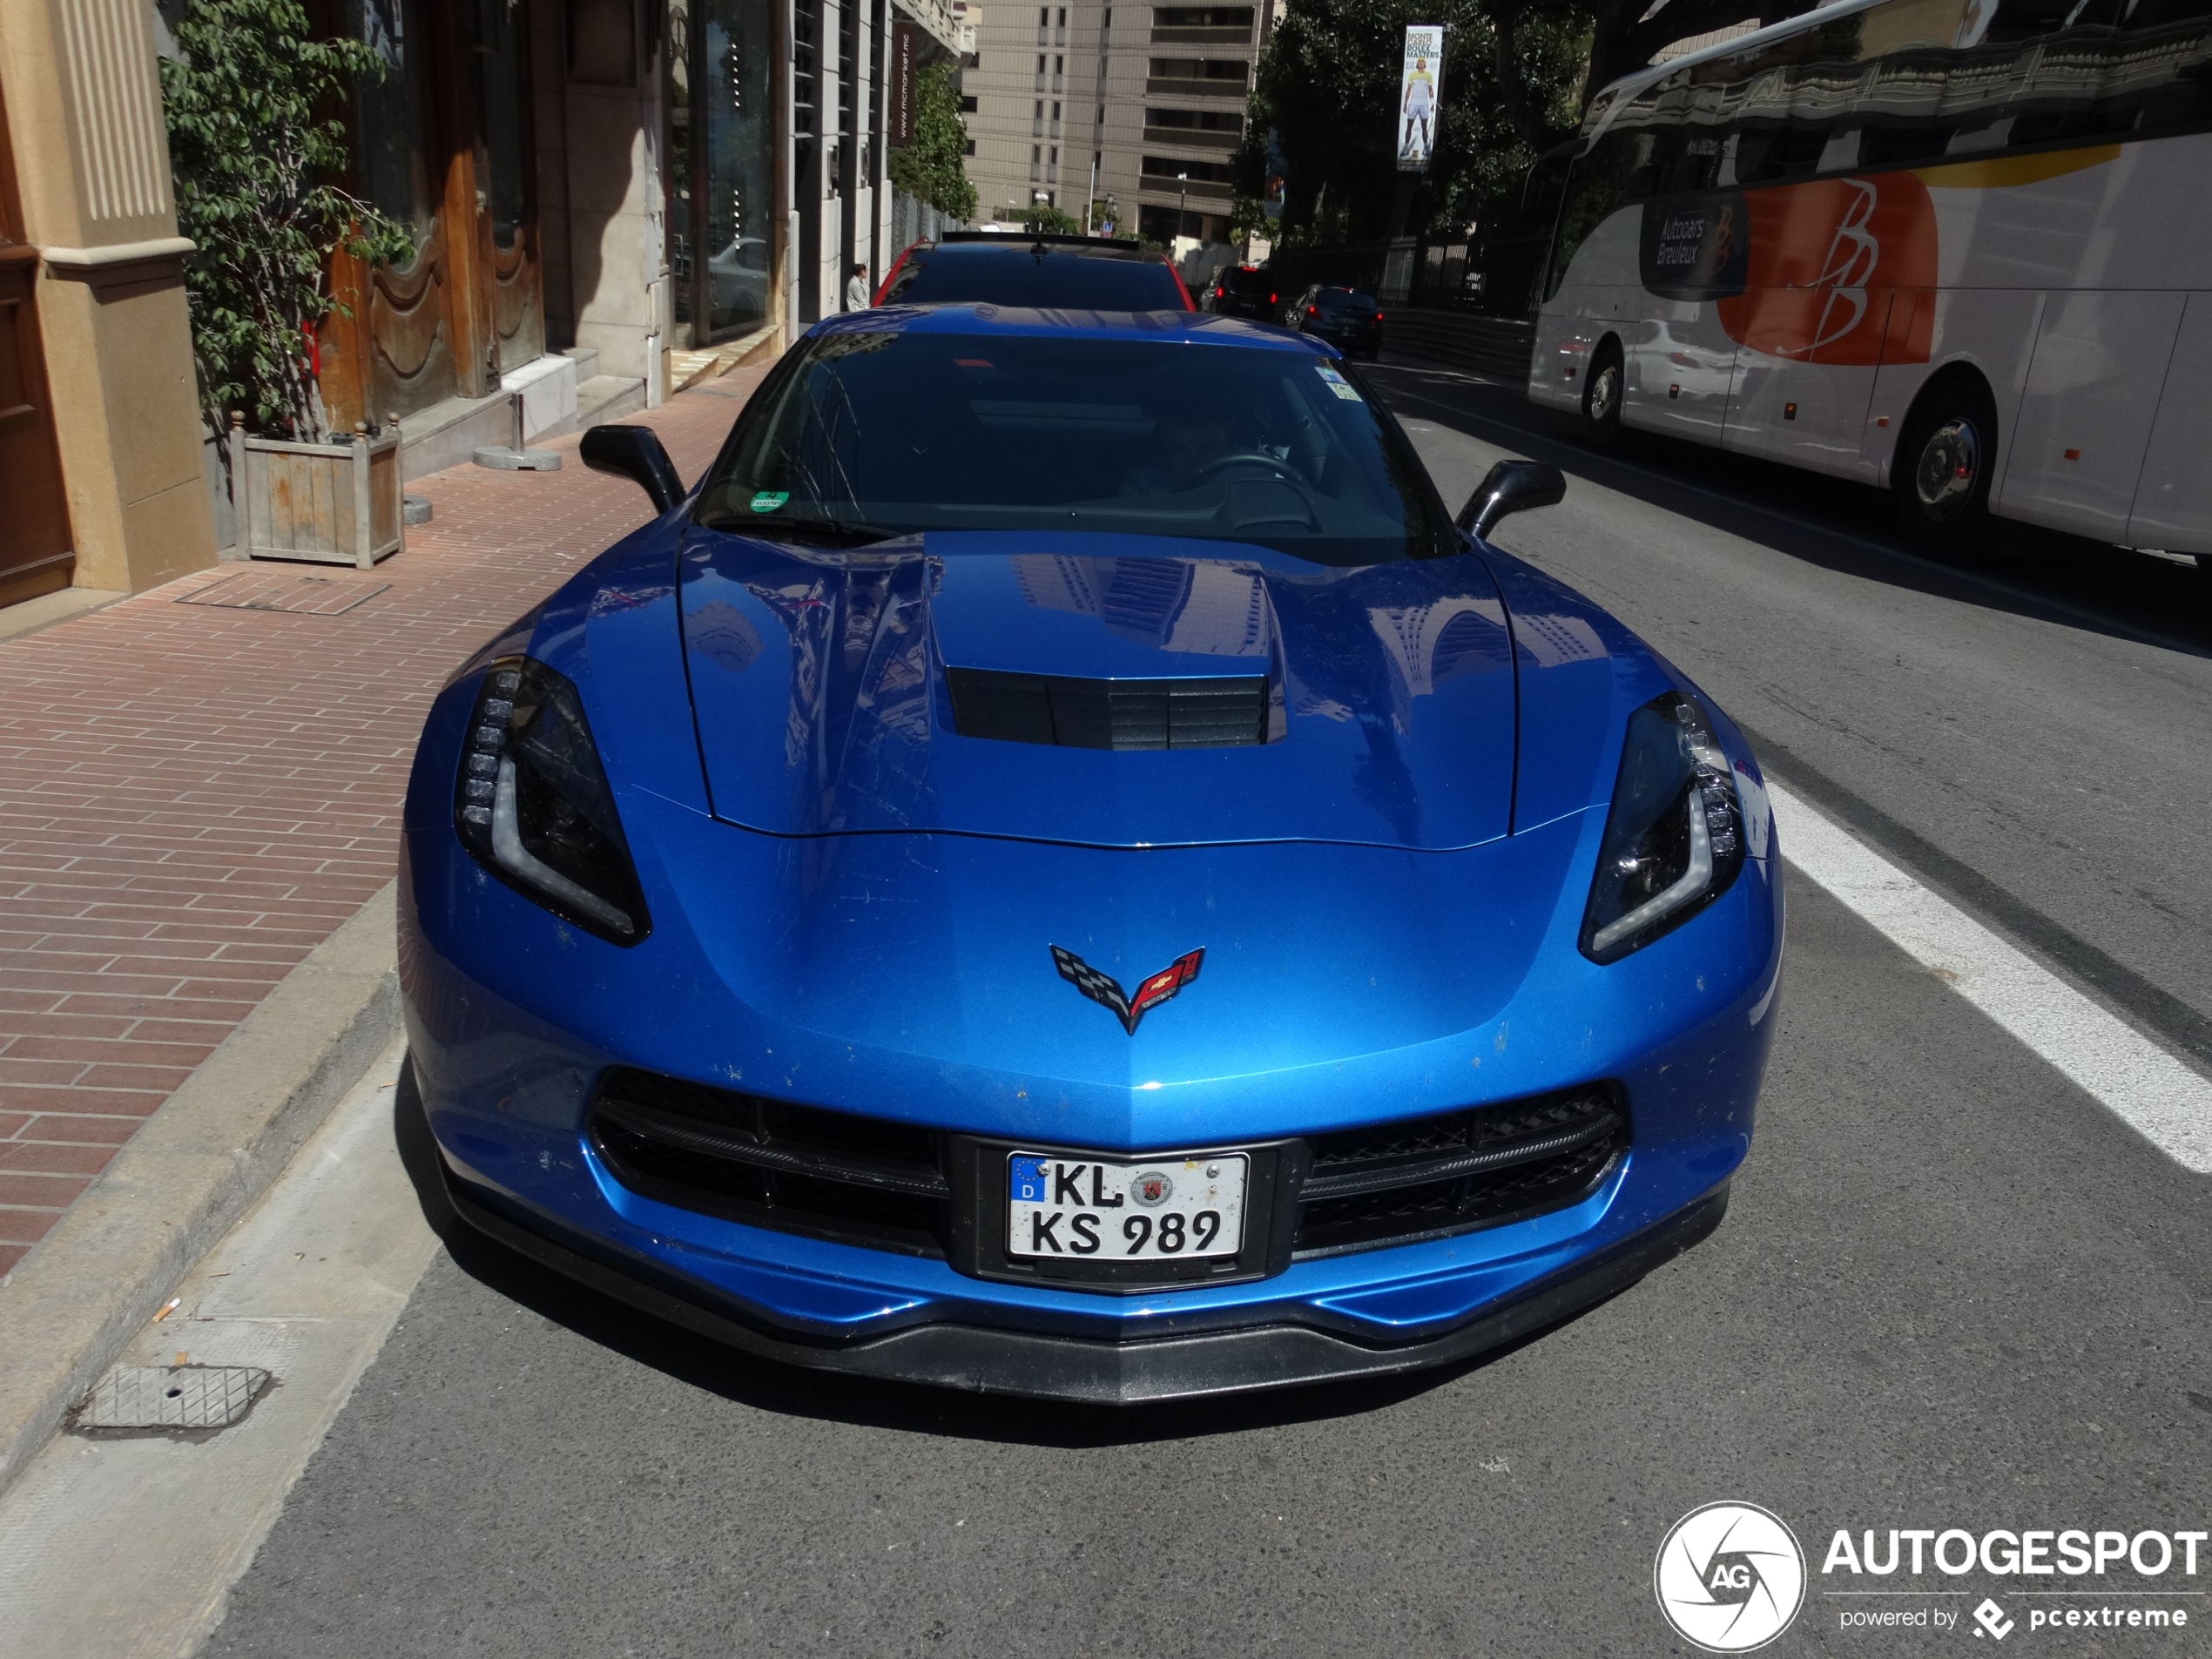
[
  {"xmin": 812, "ymin": 304, "xmax": 1335, "ymax": 353},
  {"xmin": 916, "ymin": 236, "xmax": 1155, "ymax": 264}
]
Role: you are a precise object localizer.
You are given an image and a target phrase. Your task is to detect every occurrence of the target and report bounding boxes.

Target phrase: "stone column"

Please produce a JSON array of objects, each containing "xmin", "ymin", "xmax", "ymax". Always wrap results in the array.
[
  {"xmin": 0, "ymin": 0, "xmax": 216, "ymax": 592},
  {"xmin": 563, "ymin": 0, "xmax": 670, "ymax": 405}
]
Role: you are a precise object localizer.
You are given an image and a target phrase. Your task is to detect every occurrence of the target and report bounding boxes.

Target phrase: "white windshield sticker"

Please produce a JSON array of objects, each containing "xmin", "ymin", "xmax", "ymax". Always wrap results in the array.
[{"xmin": 1315, "ymin": 363, "xmax": 1364, "ymax": 401}]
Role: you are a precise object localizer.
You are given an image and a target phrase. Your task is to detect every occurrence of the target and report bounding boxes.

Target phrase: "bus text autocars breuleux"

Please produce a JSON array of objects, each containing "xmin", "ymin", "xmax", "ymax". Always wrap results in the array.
[{"xmin": 1525, "ymin": 0, "xmax": 2212, "ymax": 556}]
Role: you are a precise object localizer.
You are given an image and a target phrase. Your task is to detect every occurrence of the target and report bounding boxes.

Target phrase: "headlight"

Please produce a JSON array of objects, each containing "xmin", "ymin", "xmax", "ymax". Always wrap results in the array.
[
  {"xmin": 1580, "ymin": 690, "xmax": 1744, "ymax": 963},
  {"xmin": 453, "ymin": 657, "xmax": 651, "ymax": 945}
]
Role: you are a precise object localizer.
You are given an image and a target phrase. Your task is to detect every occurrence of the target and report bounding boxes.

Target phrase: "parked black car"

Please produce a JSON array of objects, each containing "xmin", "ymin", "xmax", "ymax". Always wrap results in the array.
[
  {"xmin": 1285, "ymin": 286, "xmax": 1384, "ymax": 358},
  {"xmin": 1204, "ymin": 264, "xmax": 1280, "ymax": 320}
]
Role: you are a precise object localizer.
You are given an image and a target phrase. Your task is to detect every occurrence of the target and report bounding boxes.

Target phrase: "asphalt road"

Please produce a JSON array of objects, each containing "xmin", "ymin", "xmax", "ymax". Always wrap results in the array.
[{"xmin": 193, "ymin": 365, "xmax": 2212, "ymax": 1657}]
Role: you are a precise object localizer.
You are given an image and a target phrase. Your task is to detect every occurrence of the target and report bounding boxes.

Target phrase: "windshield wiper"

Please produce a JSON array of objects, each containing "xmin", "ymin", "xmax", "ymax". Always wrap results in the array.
[{"xmin": 705, "ymin": 512, "xmax": 900, "ymax": 548}]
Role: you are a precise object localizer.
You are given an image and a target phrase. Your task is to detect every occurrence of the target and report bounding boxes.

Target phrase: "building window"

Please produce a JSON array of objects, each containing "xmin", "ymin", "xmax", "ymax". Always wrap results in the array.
[
  {"xmin": 1143, "ymin": 106, "xmax": 1244, "ymax": 136},
  {"xmin": 1147, "ymin": 57, "xmax": 1248, "ymax": 90},
  {"xmin": 959, "ymin": 94, "xmax": 978, "ymax": 112},
  {"xmin": 965, "ymin": 138, "xmax": 976, "ymax": 153},
  {"xmin": 1152, "ymin": 6, "xmax": 1255, "ymax": 29},
  {"xmin": 1141, "ymin": 154, "xmax": 1236, "ymax": 184}
]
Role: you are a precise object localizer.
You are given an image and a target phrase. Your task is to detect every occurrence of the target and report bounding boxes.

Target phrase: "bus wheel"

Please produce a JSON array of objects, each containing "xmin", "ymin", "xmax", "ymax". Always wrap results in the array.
[
  {"xmin": 1896, "ymin": 379, "xmax": 1998, "ymax": 556},
  {"xmin": 1581, "ymin": 342, "xmax": 1624, "ymax": 453}
]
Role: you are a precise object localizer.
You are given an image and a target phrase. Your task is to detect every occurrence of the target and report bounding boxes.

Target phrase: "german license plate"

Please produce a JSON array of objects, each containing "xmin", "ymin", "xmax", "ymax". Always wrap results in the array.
[{"xmin": 1007, "ymin": 1151, "xmax": 1248, "ymax": 1261}]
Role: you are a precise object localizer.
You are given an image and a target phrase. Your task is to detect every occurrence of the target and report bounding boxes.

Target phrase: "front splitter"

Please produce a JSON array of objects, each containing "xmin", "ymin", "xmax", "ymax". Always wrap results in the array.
[{"xmin": 444, "ymin": 1172, "xmax": 1729, "ymax": 1405}]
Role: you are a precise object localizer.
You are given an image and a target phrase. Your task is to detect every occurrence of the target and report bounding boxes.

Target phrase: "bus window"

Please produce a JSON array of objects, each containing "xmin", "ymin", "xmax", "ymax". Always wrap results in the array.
[
  {"xmin": 2101, "ymin": 0, "xmax": 2212, "ymax": 133},
  {"xmin": 1546, "ymin": 132, "xmax": 1653, "ymax": 300},
  {"xmin": 1520, "ymin": 152, "xmax": 1570, "ymax": 233}
]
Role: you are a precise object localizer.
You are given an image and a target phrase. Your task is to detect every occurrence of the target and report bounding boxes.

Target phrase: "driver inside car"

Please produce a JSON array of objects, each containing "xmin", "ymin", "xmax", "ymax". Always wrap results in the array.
[{"xmin": 1119, "ymin": 407, "xmax": 1237, "ymax": 496}]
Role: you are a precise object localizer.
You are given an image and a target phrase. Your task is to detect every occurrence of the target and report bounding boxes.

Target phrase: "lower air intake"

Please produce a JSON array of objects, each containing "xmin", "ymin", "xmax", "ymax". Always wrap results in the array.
[
  {"xmin": 948, "ymin": 667, "xmax": 1269, "ymax": 750},
  {"xmin": 587, "ymin": 1069, "xmax": 951, "ymax": 1258},
  {"xmin": 1291, "ymin": 1084, "xmax": 1627, "ymax": 1256}
]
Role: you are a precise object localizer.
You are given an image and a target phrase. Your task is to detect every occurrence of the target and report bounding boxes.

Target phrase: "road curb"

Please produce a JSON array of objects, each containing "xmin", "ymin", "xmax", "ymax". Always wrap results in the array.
[{"xmin": 0, "ymin": 882, "xmax": 401, "ymax": 1498}]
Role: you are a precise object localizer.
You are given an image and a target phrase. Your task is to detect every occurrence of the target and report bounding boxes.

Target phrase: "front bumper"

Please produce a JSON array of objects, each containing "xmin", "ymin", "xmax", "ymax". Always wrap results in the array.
[
  {"xmin": 446, "ymin": 1168, "xmax": 1727, "ymax": 1403},
  {"xmin": 400, "ymin": 638, "xmax": 1784, "ymax": 1399}
]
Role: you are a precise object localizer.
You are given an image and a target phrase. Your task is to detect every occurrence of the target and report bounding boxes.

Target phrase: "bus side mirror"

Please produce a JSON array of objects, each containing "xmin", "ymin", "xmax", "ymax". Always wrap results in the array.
[
  {"xmin": 580, "ymin": 424, "xmax": 685, "ymax": 515},
  {"xmin": 1457, "ymin": 459, "xmax": 1566, "ymax": 539}
]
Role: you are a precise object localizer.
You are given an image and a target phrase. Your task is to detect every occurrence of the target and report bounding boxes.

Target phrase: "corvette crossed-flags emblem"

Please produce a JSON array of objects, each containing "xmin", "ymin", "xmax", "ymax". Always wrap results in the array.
[{"xmin": 1049, "ymin": 945, "xmax": 1204, "ymax": 1035}]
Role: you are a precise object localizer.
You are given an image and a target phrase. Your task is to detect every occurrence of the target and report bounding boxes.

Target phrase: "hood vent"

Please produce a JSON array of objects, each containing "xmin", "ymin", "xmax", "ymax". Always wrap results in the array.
[{"xmin": 948, "ymin": 668, "xmax": 1269, "ymax": 750}]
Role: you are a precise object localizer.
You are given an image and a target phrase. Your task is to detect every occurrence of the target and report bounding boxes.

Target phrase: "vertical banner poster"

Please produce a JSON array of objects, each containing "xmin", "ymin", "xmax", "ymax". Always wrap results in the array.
[
  {"xmin": 1398, "ymin": 25, "xmax": 1444, "ymax": 172},
  {"xmin": 890, "ymin": 21, "xmax": 919, "ymax": 147}
]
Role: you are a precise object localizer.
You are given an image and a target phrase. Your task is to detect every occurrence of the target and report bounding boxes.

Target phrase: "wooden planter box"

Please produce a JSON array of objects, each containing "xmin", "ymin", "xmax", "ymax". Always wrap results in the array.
[{"xmin": 235, "ymin": 430, "xmax": 403, "ymax": 568}]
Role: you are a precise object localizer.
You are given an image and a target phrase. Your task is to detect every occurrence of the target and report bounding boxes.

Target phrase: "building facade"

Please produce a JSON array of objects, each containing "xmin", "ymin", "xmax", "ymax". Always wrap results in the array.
[
  {"xmin": 958, "ymin": 1, "xmax": 1262, "ymax": 247},
  {"xmin": 0, "ymin": 0, "xmax": 954, "ymax": 624}
]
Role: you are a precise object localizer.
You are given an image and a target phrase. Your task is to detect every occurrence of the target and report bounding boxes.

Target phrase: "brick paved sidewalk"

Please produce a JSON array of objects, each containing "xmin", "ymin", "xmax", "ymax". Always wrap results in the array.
[{"xmin": 0, "ymin": 371, "xmax": 765, "ymax": 1278}]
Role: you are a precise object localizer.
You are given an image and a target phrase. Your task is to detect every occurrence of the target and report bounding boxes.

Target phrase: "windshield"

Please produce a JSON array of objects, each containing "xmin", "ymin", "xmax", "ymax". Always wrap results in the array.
[
  {"xmin": 694, "ymin": 328, "xmax": 1453, "ymax": 564},
  {"xmin": 882, "ymin": 249, "xmax": 1187, "ymax": 310}
]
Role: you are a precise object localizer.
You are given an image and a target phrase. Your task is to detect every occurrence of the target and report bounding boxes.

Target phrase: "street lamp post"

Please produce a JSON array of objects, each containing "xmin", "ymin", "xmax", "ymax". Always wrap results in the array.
[{"xmin": 1177, "ymin": 172, "xmax": 1189, "ymax": 245}]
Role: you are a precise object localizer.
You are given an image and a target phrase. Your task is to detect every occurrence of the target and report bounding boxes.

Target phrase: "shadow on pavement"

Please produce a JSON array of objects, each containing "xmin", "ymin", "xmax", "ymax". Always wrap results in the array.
[
  {"xmin": 1371, "ymin": 361, "xmax": 2212, "ymax": 661},
  {"xmin": 387, "ymin": 1051, "xmax": 1594, "ymax": 1448}
]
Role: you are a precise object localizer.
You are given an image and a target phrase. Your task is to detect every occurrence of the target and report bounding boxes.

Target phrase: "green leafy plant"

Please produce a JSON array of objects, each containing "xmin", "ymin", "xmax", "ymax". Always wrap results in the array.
[
  {"xmin": 1017, "ymin": 202, "xmax": 1083, "ymax": 235},
  {"xmin": 159, "ymin": 0, "xmax": 412, "ymax": 442},
  {"xmin": 887, "ymin": 61, "xmax": 979, "ymax": 221}
]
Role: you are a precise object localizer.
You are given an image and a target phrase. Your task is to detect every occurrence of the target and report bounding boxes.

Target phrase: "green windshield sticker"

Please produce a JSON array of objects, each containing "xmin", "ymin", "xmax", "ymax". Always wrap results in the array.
[{"xmin": 750, "ymin": 491, "xmax": 790, "ymax": 514}]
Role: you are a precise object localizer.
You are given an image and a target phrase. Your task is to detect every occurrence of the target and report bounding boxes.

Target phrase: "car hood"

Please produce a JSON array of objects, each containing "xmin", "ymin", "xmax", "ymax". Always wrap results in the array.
[{"xmin": 678, "ymin": 528, "xmax": 1516, "ymax": 850}]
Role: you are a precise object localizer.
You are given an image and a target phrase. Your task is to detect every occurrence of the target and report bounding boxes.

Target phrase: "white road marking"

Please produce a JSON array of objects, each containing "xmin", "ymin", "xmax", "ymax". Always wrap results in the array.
[
  {"xmin": 1771, "ymin": 781, "xmax": 2212, "ymax": 1172},
  {"xmin": 0, "ymin": 1035, "xmax": 439, "ymax": 1658}
]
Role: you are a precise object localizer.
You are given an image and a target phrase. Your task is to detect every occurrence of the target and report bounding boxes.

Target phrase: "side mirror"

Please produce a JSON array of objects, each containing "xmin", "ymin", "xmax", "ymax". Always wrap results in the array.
[
  {"xmin": 1456, "ymin": 459, "xmax": 1566, "ymax": 540},
  {"xmin": 580, "ymin": 424, "xmax": 685, "ymax": 515}
]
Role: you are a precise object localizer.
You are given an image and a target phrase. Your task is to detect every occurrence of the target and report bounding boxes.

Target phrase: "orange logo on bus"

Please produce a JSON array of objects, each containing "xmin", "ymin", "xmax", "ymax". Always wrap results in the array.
[{"xmin": 1717, "ymin": 173, "xmax": 1937, "ymax": 366}]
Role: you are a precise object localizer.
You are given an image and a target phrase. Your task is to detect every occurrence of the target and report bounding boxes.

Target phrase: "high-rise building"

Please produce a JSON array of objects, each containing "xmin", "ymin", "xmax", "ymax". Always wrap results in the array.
[{"xmin": 957, "ymin": 3, "xmax": 1265, "ymax": 248}]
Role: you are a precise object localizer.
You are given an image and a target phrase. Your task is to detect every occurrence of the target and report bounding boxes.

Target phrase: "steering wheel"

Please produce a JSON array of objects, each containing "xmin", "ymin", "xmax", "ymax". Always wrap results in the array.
[
  {"xmin": 1190, "ymin": 450, "xmax": 1302, "ymax": 487},
  {"xmin": 1190, "ymin": 450, "xmax": 1321, "ymax": 531}
]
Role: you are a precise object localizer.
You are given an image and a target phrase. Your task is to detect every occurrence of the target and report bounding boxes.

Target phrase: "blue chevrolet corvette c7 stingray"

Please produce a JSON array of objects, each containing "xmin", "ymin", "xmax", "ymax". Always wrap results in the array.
[{"xmin": 398, "ymin": 305, "xmax": 1784, "ymax": 1403}]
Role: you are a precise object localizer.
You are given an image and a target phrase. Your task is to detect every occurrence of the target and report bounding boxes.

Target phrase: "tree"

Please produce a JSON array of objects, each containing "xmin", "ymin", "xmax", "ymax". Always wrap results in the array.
[
  {"xmin": 1240, "ymin": 0, "xmax": 1794, "ymax": 252},
  {"xmin": 1238, "ymin": 0, "xmax": 1588, "ymax": 247},
  {"xmin": 887, "ymin": 61, "xmax": 979, "ymax": 220},
  {"xmin": 159, "ymin": 0, "xmax": 411, "ymax": 442}
]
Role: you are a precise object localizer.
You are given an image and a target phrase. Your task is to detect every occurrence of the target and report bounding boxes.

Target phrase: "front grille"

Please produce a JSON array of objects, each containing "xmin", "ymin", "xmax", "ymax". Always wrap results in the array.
[
  {"xmin": 948, "ymin": 667, "xmax": 1268, "ymax": 750},
  {"xmin": 1291, "ymin": 1085, "xmax": 1626, "ymax": 1256},
  {"xmin": 585, "ymin": 1069, "xmax": 1625, "ymax": 1274},
  {"xmin": 588, "ymin": 1069, "xmax": 951, "ymax": 1257}
]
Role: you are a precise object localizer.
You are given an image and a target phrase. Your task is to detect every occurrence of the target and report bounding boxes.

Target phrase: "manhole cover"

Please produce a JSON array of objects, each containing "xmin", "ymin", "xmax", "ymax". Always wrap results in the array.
[
  {"xmin": 77, "ymin": 1365, "xmax": 272, "ymax": 1431},
  {"xmin": 176, "ymin": 571, "xmax": 389, "ymax": 615}
]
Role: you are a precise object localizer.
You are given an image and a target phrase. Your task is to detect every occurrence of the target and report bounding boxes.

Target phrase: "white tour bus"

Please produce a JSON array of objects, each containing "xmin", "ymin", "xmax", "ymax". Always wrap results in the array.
[{"xmin": 1526, "ymin": 0, "xmax": 2212, "ymax": 556}]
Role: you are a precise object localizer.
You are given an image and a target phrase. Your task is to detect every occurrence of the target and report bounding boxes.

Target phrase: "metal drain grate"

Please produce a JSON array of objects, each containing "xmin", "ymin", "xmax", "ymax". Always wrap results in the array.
[
  {"xmin": 77, "ymin": 1365, "xmax": 272, "ymax": 1431},
  {"xmin": 176, "ymin": 572, "xmax": 390, "ymax": 616}
]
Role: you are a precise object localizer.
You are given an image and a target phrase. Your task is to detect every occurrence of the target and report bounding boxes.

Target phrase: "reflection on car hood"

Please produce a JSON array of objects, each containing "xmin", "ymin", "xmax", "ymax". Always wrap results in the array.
[{"xmin": 678, "ymin": 529, "xmax": 1520, "ymax": 849}]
